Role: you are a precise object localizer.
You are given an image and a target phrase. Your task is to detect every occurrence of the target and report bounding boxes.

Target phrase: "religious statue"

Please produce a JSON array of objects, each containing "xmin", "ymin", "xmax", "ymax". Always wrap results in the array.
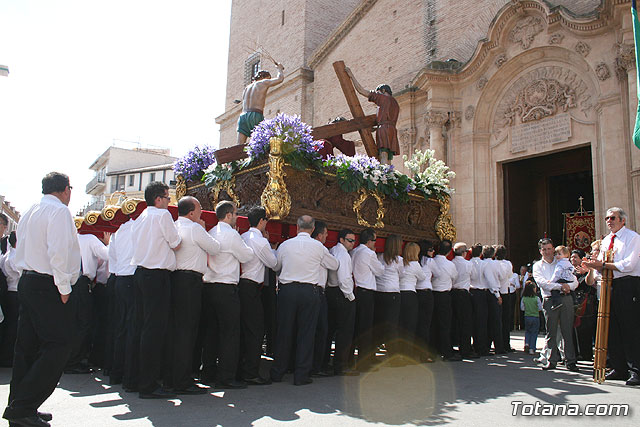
[
  {"xmin": 236, "ymin": 63, "xmax": 285, "ymax": 145},
  {"xmin": 316, "ymin": 117, "xmax": 356, "ymax": 159},
  {"xmin": 344, "ymin": 66, "xmax": 400, "ymax": 163}
]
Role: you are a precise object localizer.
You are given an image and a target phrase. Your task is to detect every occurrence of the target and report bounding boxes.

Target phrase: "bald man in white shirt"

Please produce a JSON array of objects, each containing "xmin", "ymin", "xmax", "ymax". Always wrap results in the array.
[
  {"xmin": 166, "ymin": 197, "xmax": 220, "ymax": 394},
  {"xmin": 271, "ymin": 215, "xmax": 338, "ymax": 386},
  {"xmin": 130, "ymin": 181, "xmax": 181, "ymax": 399},
  {"xmin": 3, "ymin": 172, "xmax": 80, "ymax": 427}
]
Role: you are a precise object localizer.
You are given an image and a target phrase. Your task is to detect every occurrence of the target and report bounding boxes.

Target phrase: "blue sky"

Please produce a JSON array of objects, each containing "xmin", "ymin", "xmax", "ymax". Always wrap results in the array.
[{"xmin": 0, "ymin": 0, "xmax": 232, "ymax": 214}]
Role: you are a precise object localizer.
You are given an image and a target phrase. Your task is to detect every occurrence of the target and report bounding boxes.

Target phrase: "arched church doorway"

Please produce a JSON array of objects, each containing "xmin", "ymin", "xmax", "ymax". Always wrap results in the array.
[{"xmin": 503, "ymin": 146, "xmax": 594, "ymax": 270}]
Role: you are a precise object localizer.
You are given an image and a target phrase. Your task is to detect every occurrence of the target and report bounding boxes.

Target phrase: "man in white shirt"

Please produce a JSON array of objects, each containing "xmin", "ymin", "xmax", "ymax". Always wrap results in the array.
[
  {"xmin": 130, "ymin": 181, "xmax": 181, "ymax": 399},
  {"xmin": 431, "ymin": 239, "xmax": 461, "ymax": 361},
  {"xmin": 482, "ymin": 245, "xmax": 505, "ymax": 355},
  {"xmin": 495, "ymin": 245, "xmax": 515, "ymax": 353},
  {"xmin": 325, "ymin": 229, "xmax": 358, "ymax": 376},
  {"xmin": 533, "ymin": 238, "xmax": 578, "ymax": 371},
  {"xmin": 3, "ymin": 172, "xmax": 80, "ymax": 427},
  {"xmin": 469, "ymin": 244, "xmax": 490, "ymax": 356},
  {"xmin": 65, "ymin": 232, "xmax": 109, "ymax": 374},
  {"xmin": 270, "ymin": 215, "xmax": 338, "ymax": 386},
  {"xmin": 310, "ymin": 221, "xmax": 331, "ymax": 377},
  {"xmin": 109, "ymin": 218, "xmax": 138, "ymax": 391},
  {"xmin": 451, "ymin": 242, "xmax": 477, "ymax": 359},
  {"xmin": 352, "ymin": 228, "xmax": 384, "ymax": 371},
  {"xmin": 238, "ymin": 206, "xmax": 276, "ymax": 385},
  {"xmin": 203, "ymin": 200, "xmax": 253, "ymax": 389},
  {"xmin": 583, "ymin": 207, "xmax": 640, "ymax": 385},
  {"xmin": 166, "ymin": 196, "xmax": 220, "ymax": 394},
  {"xmin": 0, "ymin": 231, "xmax": 18, "ymax": 367}
]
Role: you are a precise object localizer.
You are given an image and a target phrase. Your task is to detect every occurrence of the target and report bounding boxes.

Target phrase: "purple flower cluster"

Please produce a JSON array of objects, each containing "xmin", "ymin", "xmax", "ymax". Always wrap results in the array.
[
  {"xmin": 173, "ymin": 145, "xmax": 217, "ymax": 182},
  {"xmin": 246, "ymin": 113, "xmax": 322, "ymax": 161}
]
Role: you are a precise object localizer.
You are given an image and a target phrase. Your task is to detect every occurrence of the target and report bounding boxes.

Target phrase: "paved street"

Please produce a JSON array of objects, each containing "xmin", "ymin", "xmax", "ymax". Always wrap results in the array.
[{"xmin": 0, "ymin": 332, "xmax": 638, "ymax": 426}]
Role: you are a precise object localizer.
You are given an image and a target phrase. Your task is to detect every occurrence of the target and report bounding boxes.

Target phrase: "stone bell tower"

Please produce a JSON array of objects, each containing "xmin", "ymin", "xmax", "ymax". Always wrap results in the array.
[{"xmin": 216, "ymin": 0, "xmax": 361, "ymax": 148}]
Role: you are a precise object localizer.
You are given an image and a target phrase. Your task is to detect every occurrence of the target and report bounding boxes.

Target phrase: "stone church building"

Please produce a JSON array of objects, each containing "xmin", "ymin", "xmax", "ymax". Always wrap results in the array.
[{"xmin": 216, "ymin": 0, "xmax": 639, "ymax": 266}]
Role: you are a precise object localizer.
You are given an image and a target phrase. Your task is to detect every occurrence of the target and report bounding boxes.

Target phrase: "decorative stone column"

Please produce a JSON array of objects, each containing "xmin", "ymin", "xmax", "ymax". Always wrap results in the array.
[{"xmin": 424, "ymin": 110, "xmax": 449, "ymax": 160}]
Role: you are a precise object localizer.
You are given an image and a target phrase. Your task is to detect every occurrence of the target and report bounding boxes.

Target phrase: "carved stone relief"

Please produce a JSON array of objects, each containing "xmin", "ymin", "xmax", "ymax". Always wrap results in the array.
[
  {"xmin": 493, "ymin": 66, "xmax": 592, "ymax": 132},
  {"xmin": 508, "ymin": 16, "xmax": 544, "ymax": 49},
  {"xmin": 595, "ymin": 62, "xmax": 610, "ymax": 81},
  {"xmin": 477, "ymin": 77, "xmax": 488, "ymax": 90},
  {"xmin": 614, "ymin": 42, "xmax": 635, "ymax": 80},
  {"xmin": 465, "ymin": 105, "xmax": 475, "ymax": 121},
  {"xmin": 548, "ymin": 33, "xmax": 564, "ymax": 45},
  {"xmin": 399, "ymin": 127, "xmax": 417, "ymax": 157},
  {"xmin": 574, "ymin": 41, "xmax": 591, "ymax": 57},
  {"xmin": 495, "ymin": 54, "xmax": 508, "ymax": 68},
  {"xmin": 424, "ymin": 110, "xmax": 449, "ymax": 128}
]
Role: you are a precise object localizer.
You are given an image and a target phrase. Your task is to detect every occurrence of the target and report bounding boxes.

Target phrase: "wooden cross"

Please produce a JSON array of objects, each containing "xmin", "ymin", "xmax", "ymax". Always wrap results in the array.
[{"xmin": 214, "ymin": 60, "xmax": 379, "ymax": 163}]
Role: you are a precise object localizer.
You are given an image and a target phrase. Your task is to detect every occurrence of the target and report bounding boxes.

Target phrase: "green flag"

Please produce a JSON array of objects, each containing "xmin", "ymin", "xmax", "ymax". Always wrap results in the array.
[{"xmin": 632, "ymin": 0, "xmax": 640, "ymax": 149}]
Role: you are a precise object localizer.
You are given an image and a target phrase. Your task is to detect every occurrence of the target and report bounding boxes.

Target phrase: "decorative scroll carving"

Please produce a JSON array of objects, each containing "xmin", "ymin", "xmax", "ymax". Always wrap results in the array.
[
  {"xmin": 176, "ymin": 174, "xmax": 187, "ymax": 200},
  {"xmin": 595, "ymin": 62, "xmax": 610, "ymax": 81},
  {"xmin": 399, "ymin": 128, "xmax": 417, "ymax": 157},
  {"xmin": 84, "ymin": 211, "xmax": 100, "ymax": 225},
  {"xmin": 495, "ymin": 54, "xmax": 508, "ymax": 68},
  {"xmin": 74, "ymin": 217, "xmax": 84, "ymax": 230},
  {"xmin": 100, "ymin": 206, "xmax": 119, "ymax": 221},
  {"xmin": 614, "ymin": 43, "xmax": 635, "ymax": 80},
  {"xmin": 574, "ymin": 41, "xmax": 591, "ymax": 57},
  {"xmin": 424, "ymin": 110, "xmax": 449, "ymax": 128},
  {"xmin": 508, "ymin": 16, "xmax": 544, "ymax": 49},
  {"xmin": 548, "ymin": 33, "xmax": 564, "ymax": 45},
  {"xmin": 476, "ymin": 77, "xmax": 488, "ymax": 90},
  {"xmin": 121, "ymin": 198, "xmax": 142, "ymax": 215},
  {"xmin": 435, "ymin": 195, "xmax": 456, "ymax": 241},
  {"xmin": 211, "ymin": 177, "xmax": 240, "ymax": 208},
  {"xmin": 353, "ymin": 188, "xmax": 385, "ymax": 228},
  {"xmin": 465, "ymin": 105, "xmax": 475, "ymax": 121},
  {"xmin": 493, "ymin": 66, "xmax": 590, "ymax": 131},
  {"xmin": 261, "ymin": 137, "xmax": 291, "ymax": 220}
]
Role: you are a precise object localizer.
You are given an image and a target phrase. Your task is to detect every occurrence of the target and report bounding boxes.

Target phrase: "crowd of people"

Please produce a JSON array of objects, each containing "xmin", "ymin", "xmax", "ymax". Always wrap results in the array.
[{"xmin": 1, "ymin": 173, "xmax": 639, "ymax": 427}]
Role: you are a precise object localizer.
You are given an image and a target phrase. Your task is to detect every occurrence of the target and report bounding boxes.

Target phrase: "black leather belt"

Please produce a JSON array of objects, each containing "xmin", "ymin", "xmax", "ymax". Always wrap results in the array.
[{"xmin": 23, "ymin": 270, "xmax": 53, "ymax": 279}]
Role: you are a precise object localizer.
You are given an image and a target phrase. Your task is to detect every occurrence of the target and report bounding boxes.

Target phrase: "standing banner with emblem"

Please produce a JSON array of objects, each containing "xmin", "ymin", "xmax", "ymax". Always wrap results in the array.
[{"xmin": 563, "ymin": 197, "xmax": 595, "ymax": 253}]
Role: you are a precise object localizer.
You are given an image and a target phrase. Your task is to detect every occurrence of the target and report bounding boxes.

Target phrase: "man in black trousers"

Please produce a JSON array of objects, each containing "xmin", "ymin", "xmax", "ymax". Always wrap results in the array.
[
  {"xmin": 271, "ymin": 216, "xmax": 338, "ymax": 385},
  {"xmin": 167, "ymin": 196, "xmax": 220, "ymax": 394},
  {"xmin": 3, "ymin": 172, "xmax": 80, "ymax": 427},
  {"xmin": 130, "ymin": 181, "xmax": 181, "ymax": 399}
]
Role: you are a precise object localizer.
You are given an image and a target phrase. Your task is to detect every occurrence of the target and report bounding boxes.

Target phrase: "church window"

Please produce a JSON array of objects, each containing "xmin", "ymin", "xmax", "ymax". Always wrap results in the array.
[{"xmin": 244, "ymin": 52, "xmax": 261, "ymax": 86}]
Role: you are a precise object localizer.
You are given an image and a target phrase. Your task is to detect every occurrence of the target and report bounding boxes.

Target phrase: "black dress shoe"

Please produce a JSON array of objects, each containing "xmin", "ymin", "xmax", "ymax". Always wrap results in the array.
[
  {"xmin": 123, "ymin": 386, "xmax": 138, "ymax": 393},
  {"xmin": 215, "ymin": 380, "xmax": 247, "ymax": 389},
  {"xmin": 6, "ymin": 415, "xmax": 50, "ymax": 427},
  {"xmin": 625, "ymin": 371, "xmax": 640, "ymax": 386},
  {"xmin": 64, "ymin": 366, "xmax": 94, "ymax": 374},
  {"xmin": 566, "ymin": 363, "xmax": 579, "ymax": 372},
  {"xmin": 294, "ymin": 378, "xmax": 313, "ymax": 386},
  {"xmin": 139, "ymin": 388, "xmax": 177, "ymax": 399},
  {"xmin": 541, "ymin": 362, "xmax": 556, "ymax": 370},
  {"xmin": 109, "ymin": 377, "xmax": 122, "ymax": 385},
  {"xmin": 443, "ymin": 354, "xmax": 462, "ymax": 362},
  {"xmin": 605, "ymin": 369, "xmax": 628, "ymax": 381},
  {"xmin": 37, "ymin": 412, "xmax": 52, "ymax": 422},
  {"xmin": 243, "ymin": 377, "xmax": 272, "ymax": 385},
  {"xmin": 175, "ymin": 385, "xmax": 208, "ymax": 395},
  {"xmin": 461, "ymin": 352, "xmax": 480, "ymax": 359}
]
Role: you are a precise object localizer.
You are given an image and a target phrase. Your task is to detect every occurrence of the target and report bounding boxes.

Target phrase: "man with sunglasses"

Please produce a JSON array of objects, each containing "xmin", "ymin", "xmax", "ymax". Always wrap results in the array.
[
  {"xmin": 325, "ymin": 229, "xmax": 358, "ymax": 376},
  {"xmin": 130, "ymin": 181, "xmax": 181, "ymax": 399},
  {"xmin": 583, "ymin": 207, "xmax": 640, "ymax": 386},
  {"xmin": 3, "ymin": 172, "xmax": 79, "ymax": 427}
]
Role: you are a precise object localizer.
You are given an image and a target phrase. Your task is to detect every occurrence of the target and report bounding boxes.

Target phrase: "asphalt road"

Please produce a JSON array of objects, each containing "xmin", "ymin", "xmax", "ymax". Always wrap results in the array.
[{"xmin": 0, "ymin": 332, "xmax": 638, "ymax": 426}]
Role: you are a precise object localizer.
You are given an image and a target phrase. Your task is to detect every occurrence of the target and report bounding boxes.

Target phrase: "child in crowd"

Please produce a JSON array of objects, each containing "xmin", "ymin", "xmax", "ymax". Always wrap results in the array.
[
  {"xmin": 549, "ymin": 245, "xmax": 574, "ymax": 310},
  {"xmin": 520, "ymin": 281, "xmax": 543, "ymax": 354}
]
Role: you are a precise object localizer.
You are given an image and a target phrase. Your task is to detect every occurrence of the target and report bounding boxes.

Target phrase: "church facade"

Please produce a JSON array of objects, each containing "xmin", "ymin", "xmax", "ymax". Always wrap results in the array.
[{"xmin": 216, "ymin": 0, "xmax": 639, "ymax": 266}]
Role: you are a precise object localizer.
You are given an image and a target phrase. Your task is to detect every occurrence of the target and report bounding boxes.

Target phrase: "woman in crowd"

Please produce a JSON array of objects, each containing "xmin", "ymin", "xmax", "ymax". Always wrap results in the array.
[
  {"xmin": 416, "ymin": 241, "xmax": 436, "ymax": 362},
  {"xmin": 398, "ymin": 242, "xmax": 426, "ymax": 364},
  {"xmin": 375, "ymin": 234, "xmax": 403, "ymax": 360}
]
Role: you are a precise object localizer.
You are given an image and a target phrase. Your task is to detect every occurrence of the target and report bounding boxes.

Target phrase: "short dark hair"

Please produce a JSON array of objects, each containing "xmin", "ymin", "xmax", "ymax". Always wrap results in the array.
[
  {"xmin": 253, "ymin": 70, "xmax": 271, "ymax": 81},
  {"xmin": 494, "ymin": 244, "xmax": 507, "ymax": 260},
  {"xmin": 144, "ymin": 181, "xmax": 169, "ymax": 206},
  {"xmin": 338, "ymin": 228, "xmax": 355, "ymax": 241},
  {"xmin": 177, "ymin": 196, "xmax": 197, "ymax": 217},
  {"xmin": 248, "ymin": 206, "xmax": 267, "ymax": 227},
  {"xmin": 471, "ymin": 243, "xmax": 483, "ymax": 258},
  {"xmin": 215, "ymin": 200, "xmax": 235, "ymax": 220},
  {"xmin": 538, "ymin": 238, "xmax": 553, "ymax": 249},
  {"xmin": 8, "ymin": 230, "xmax": 16, "ymax": 248},
  {"xmin": 418, "ymin": 240, "xmax": 434, "ymax": 258},
  {"xmin": 42, "ymin": 172, "xmax": 69, "ymax": 194},
  {"xmin": 360, "ymin": 228, "xmax": 376, "ymax": 244},
  {"xmin": 376, "ymin": 84, "xmax": 392, "ymax": 96},
  {"xmin": 0, "ymin": 213, "xmax": 7, "ymax": 226},
  {"xmin": 437, "ymin": 239, "xmax": 452, "ymax": 256},
  {"xmin": 482, "ymin": 245, "xmax": 495, "ymax": 259},
  {"xmin": 571, "ymin": 249, "xmax": 586, "ymax": 259},
  {"xmin": 311, "ymin": 221, "xmax": 327, "ymax": 238}
]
